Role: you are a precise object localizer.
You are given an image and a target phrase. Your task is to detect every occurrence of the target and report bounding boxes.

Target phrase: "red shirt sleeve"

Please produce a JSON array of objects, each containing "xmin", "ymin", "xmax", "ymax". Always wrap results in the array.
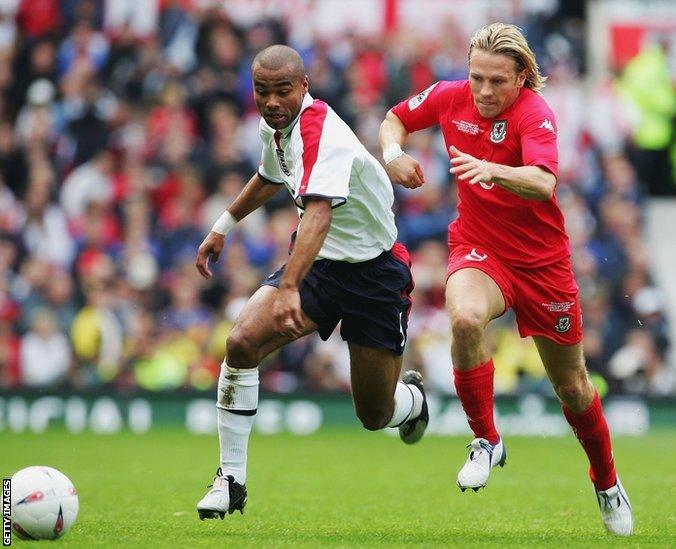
[
  {"xmin": 390, "ymin": 81, "xmax": 450, "ymax": 132},
  {"xmin": 519, "ymin": 98, "xmax": 559, "ymax": 177}
]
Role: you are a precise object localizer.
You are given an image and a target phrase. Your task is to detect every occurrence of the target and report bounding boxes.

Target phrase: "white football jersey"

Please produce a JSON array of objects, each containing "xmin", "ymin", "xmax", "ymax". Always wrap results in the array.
[{"xmin": 258, "ymin": 93, "xmax": 397, "ymax": 263}]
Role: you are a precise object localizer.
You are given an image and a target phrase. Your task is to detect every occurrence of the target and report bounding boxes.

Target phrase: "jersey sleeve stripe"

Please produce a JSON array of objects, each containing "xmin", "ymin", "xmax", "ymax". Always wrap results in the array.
[{"xmin": 298, "ymin": 100, "xmax": 328, "ymax": 196}]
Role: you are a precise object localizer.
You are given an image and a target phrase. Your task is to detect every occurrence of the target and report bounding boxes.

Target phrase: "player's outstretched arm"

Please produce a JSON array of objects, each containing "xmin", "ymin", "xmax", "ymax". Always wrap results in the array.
[
  {"xmin": 274, "ymin": 198, "xmax": 332, "ymax": 338},
  {"xmin": 195, "ymin": 172, "xmax": 282, "ymax": 279},
  {"xmin": 449, "ymin": 146, "xmax": 555, "ymax": 200},
  {"xmin": 379, "ymin": 111, "xmax": 426, "ymax": 189},
  {"xmin": 228, "ymin": 172, "xmax": 284, "ymax": 220}
]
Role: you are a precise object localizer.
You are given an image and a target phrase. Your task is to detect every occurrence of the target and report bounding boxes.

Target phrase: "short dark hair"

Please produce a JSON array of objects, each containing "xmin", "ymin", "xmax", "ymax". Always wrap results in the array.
[{"xmin": 252, "ymin": 45, "xmax": 305, "ymax": 79}]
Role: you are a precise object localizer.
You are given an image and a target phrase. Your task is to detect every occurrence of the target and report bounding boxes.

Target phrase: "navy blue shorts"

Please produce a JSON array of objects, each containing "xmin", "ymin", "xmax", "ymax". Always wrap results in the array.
[{"xmin": 262, "ymin": 243, "xmax": 414, "ymax": 355}]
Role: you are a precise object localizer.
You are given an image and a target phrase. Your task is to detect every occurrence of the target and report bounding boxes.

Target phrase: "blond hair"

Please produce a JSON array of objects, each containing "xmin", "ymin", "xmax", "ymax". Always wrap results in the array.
[{"xmin": 468, "ymin": 23, "xmax": 547, "ymax": 93}]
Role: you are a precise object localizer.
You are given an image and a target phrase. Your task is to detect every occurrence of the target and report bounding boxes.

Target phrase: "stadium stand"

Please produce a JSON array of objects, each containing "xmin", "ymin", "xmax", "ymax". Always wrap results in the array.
[{"xmin": 0, "ymin": 0, "xmax": 672, "ymax": 397}]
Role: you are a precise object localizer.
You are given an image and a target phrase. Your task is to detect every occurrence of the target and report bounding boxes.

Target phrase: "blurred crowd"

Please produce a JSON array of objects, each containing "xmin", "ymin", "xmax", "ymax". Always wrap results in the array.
[{"xmin": 0, "ymin": 0, "xmax": 674, "ymax": 397}]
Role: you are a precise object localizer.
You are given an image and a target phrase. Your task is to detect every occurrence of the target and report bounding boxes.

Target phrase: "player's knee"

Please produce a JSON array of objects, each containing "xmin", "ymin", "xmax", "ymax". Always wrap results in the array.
[
  {"xmin": 555, "ymin": 378, "xmax": 591, "ymax": 410},
  {"xmin": 225, "ymin": 329, "xmax": 257, "ymax": 367},
  {"xmin": 451, "ymin": 310, "xmax": 484, "ymax": 346}
]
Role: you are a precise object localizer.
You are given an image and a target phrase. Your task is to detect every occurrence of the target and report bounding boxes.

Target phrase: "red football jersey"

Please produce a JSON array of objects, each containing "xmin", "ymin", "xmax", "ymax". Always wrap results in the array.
[{"xmin": 392, "ymin": 80, "xmax": 570, "ymax": 268}]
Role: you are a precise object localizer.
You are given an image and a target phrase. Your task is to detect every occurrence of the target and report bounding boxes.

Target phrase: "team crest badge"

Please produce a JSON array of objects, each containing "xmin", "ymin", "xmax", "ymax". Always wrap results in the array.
[
  {"xmin": 555, "ymin": 316, "xmax": 571, "ymax": 333},
  {"xmin": 490, "ymin": 120, "xmax": 507, "ymax": 143}
]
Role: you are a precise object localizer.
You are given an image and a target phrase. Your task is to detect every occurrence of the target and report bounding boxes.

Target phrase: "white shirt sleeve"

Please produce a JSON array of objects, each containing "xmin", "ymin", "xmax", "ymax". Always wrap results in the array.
[{"xmin": 293, "ymin": 104, "xmax": 352, "ymax": 208}]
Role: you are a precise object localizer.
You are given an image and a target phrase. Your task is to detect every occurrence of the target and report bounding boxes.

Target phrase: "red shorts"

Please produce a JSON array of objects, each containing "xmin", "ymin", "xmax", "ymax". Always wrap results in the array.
[{"xmin": 447, "ymin": 243, "xmax": 582, "ymax": 345}]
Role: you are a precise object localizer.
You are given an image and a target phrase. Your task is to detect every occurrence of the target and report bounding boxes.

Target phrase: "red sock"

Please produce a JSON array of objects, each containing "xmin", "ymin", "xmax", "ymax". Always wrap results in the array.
[
  {"xmin": 453, "ymin": 359, "xmax": 499, "ymax": 444},
  {"xmin": 562, "ymin": 392, "xmax": 617, "ymax": 491}
]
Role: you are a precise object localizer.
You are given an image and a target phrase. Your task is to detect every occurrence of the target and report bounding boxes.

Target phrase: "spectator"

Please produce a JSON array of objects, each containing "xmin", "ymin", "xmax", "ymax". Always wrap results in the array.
[
  {"xmin": 619, "ymin": 37, "xmax": 676, "ymax": 196},
  {"xmin": 59, "ymin": 150, "xmax": 114, "ymax": 220},
  {"xmin": 14, "ymin": 78, "xmax": 60, "ymax": 149},
  {"xmin": 21, "ymin": 164, "xmax": 75, "ymax": 267},
  {"xmin": 19, "ymin": 306, "xmax": 72, "ymax": 387},
  {"xmin": 70, "ymin": 281, "xmax": 123, "ymax": 386},
  {"xmin": 10, "ymin": 37, "xmax": 58, "ymax": 117},
  {"xmin": 57, "ymin": 17, "xmax": 109, "ymax": 77},
  {"xmin": 0, "ymin": 120, "xmax": 28, "ymax": 200},
  {"xmin": 16, "ymin": 0, "xmax": 61, "ymax": 41},
  {"xmin": 0, "ymin": 313, "xmax": 21, "ymax": 388}
]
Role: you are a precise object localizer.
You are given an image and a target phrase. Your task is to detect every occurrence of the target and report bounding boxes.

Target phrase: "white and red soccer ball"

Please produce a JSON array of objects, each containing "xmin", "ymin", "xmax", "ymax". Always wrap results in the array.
[{"xmin": 10, "ymin": 466, "xmax": 79, "ymax": 540}]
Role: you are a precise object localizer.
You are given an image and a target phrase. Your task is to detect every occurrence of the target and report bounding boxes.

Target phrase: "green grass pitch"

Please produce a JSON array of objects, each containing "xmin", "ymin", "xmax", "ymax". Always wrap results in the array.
[{"xmin": 3, "ymin": 429, "xmax": 675, "ymax": 547}]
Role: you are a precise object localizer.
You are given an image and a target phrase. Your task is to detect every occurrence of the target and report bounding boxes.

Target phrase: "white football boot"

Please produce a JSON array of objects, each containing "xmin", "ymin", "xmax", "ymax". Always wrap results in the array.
[
  {"xmin": 595, "ymin": 475, "xmax": 633, "ymax": 536},
  {"xmin": 197, "ymin": 468, "xmax": 247, "ymax": 520},
  {"xmin": 456, "ymin": 437, "xmax": 506, "ymax": 492}
]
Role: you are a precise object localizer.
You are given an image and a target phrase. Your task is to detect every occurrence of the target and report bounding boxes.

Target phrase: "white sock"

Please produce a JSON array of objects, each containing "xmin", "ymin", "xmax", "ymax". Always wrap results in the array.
[
  {"xmin": 216, "ymin": 363, "xmax": 259, "ymax": 484},
  {"xmin": 387, "ymin": 381, "xmax": 424, "ymax": 427}
]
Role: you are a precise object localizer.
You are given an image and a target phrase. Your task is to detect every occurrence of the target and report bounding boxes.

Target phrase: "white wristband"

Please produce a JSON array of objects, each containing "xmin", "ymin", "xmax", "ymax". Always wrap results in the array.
[
  {"xmin": 211, "ymin": 211, "xmax": 237, "ymax": 235},
  {"xmin": 383, "ymin": 143, "xmax": 404, "ymax": 164}
]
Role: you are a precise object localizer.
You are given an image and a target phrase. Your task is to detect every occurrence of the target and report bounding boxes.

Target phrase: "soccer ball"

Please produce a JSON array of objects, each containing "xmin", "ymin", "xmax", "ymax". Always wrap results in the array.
[{"xmin": 10, "ymin": 466, "xmax": 79, "ymax": 540}]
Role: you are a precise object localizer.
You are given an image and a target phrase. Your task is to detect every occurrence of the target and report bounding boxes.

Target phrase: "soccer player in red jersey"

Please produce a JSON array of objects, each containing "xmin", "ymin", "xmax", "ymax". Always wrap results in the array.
[{"xmin": 379, "ymin": 23, "xmax": 632, "ymax": 536}]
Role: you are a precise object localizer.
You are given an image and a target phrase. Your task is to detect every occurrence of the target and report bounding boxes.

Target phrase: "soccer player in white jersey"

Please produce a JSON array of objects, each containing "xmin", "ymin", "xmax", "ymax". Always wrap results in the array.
[{"xmin": 194, "ymin": 45, "xmax": 428, "ymax": 520}]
